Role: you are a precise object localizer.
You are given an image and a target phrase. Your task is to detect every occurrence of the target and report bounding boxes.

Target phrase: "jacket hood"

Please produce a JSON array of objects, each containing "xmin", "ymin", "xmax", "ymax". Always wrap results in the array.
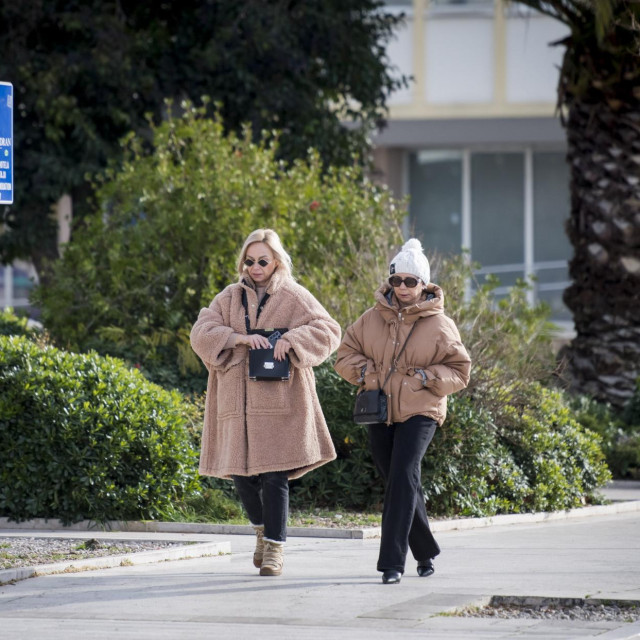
[{"xmin": 373, "ymin": 282, "xmax": 445, "ymax": 323}]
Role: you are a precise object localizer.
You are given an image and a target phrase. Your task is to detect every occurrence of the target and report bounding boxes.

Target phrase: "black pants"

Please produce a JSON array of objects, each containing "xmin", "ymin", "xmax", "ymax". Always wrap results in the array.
[
  {"xmin": 368, "ymin": 415, "xmax": 439, "ymax": 573},
  {"xmin": 232, "ymin": 472, "xmax": 289, "ymax": 543}
]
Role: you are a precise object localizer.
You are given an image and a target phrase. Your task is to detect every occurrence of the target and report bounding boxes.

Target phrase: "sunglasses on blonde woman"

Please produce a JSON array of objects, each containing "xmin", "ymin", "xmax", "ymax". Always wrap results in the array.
[
  {"xmin": 388, "ymin": 275, "xmax": 420, "ymax": 288},
  {"xmin": 244, "ymin": 258, "xmax": 271, "ymax": 268}
]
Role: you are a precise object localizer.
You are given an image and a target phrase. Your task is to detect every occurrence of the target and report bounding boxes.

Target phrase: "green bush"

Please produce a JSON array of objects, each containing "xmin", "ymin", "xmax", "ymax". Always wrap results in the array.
[
  {"xmin": 572, "ymin": 392, "xmax": 640, "ymax": 479},
  {"xmin": 623, "ymin": 378, "xmax": 640, "ymax": 428},
  {"xmin": 34, "ymin": 103, "xmax": 404, "ymax": 392},
  {"xmin": 0, "ymin": 335, "xmax": 200, "ymax": 524},
  {"xmin": 0, "ymin": 308, "xmax": 40, "ymax": 340},
  {"xmin": 490, "ymin": 382, "xmax": 611, "ymax": 512},
  {"xmin": 422, "ymin": 396, "xmax": 528, "ymax": 517}
]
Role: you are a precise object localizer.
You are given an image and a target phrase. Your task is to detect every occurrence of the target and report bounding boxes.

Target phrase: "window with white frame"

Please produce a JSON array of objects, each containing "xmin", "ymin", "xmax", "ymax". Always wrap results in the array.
[{"xmin": 408, "ymin": 148, "xmax": 571, "ymax": 321}]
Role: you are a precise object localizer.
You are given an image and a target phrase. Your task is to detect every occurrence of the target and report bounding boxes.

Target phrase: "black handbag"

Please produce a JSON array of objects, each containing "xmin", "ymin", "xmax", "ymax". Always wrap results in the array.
[
  {"xmin": 353, "ymin": 322, "xmax": 417, "ymax": 425},
  {"xmin": 242, "ymin": 289, "xmax": 290, "ymax": 381},
  {"xmin": 353, "ymin": 389, "xmax": 388, "ymax": 424}
]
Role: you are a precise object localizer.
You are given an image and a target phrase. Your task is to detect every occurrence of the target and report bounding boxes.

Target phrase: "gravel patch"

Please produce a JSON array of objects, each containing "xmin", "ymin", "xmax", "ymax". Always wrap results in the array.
[
  {"xmin": 0, "ymin": 537, "xmax": 184, "ymax": 570},
  {"xmin": 459, "ymin": 598, "xmax": 640, "ymax": 623}
]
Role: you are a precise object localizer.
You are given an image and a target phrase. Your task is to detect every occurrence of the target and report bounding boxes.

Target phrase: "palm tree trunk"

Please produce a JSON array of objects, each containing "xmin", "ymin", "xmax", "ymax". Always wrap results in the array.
[{"xmin": 560, "ymin": 99, "xmax": 640, "ymax": 406}]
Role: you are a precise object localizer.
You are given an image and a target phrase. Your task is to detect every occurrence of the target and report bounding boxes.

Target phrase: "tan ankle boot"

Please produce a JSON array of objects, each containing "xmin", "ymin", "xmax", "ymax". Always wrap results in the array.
[
  {"xmin": 252, "ymin": 526, "xmax": 265, "ymax": 568},
  {"xmin": 259, "ymin": 540, "xmax": 284, "ymax": 576}
]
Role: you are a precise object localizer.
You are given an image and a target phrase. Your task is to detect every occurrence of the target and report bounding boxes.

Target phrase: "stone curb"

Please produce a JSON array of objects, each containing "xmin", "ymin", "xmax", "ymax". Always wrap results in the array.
[
  {"xmin": 430, "ymin": 499, "xmax": 640, "ymax": 532},
  {"xmin": 0, "ymin": 540, "xmax": 230, "ymax": 586},
  {"xmin": 1, "ymin": 499, "xmax": 639, "ymax": 541}
]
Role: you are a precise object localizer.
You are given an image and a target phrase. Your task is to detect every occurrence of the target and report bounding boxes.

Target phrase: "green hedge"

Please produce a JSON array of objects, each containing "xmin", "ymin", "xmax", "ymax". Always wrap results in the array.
[
  {"xmin": 572, "ymin": 385, "xmax": 640, "ymax": 479},
  {"xmin": 0, "ymin": 335, "xmax": 200, "ymax": 524}
]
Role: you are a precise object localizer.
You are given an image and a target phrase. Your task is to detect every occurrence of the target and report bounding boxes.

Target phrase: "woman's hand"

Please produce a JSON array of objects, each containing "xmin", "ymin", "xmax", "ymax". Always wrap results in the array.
[
  {"xmin": 238, "ymin": 334, "xmax": 271, "ymax": 349},
  {"xmin": 273, "ymin": 338, "xmax": 292, "ymax": 361}
]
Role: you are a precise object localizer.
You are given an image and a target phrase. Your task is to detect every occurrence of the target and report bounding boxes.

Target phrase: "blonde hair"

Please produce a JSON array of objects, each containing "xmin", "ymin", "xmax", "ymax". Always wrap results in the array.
[{"xmin": 236, "ymin": 229, "xmax": 293, "ymax": 278}]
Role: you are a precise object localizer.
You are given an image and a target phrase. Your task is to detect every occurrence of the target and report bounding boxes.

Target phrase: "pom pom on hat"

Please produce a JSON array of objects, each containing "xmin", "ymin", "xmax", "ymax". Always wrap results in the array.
[{"xmin": 389, "ymin": 238, "xmax": 430, "ymax": 285}]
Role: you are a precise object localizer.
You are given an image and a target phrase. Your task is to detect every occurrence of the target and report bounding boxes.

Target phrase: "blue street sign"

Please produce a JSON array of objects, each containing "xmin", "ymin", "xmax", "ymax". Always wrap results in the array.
[{"xmin": 0, "ymin": 82, "xmax": 13, "ymax": 204}]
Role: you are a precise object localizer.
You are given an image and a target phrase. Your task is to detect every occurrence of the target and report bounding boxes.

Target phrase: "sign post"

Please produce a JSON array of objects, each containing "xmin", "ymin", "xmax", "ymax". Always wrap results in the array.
[{"xmin": 0, "ymin": 82, "xmax": 13, "ymax": 205}]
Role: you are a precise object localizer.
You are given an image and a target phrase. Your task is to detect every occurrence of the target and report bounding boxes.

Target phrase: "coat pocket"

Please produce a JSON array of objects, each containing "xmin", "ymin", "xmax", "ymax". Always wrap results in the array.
[
  {"xmin": 216, "ymin": 362, "xmax": 244, "ymax": 419},
  {"xmin": 399, "ymin": 374, "xmax": 445, "ymax": 423},
  {"xmin": 398, "ymin": 374, "xmax": 431, "ymax": 416},
  {"xmin": 246, "ymin": 367, "xmax": 293, "ymax": 416}
]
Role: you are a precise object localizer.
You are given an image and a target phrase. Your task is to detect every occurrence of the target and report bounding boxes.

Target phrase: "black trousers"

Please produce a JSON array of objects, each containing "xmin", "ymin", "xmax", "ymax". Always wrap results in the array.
[
  {"xmin": 232, "ymin": 472, "xmax": 289, "ymax": 543},
  {"xmin": 368, "ymin": 415, "xmax": 440, "ymax": 573}
]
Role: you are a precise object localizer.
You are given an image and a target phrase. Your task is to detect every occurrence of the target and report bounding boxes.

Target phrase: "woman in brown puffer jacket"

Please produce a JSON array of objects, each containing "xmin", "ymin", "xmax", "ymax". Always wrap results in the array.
[{"xmin": 334, "ymin": 238, "xmax": 471, "ymax": 585}]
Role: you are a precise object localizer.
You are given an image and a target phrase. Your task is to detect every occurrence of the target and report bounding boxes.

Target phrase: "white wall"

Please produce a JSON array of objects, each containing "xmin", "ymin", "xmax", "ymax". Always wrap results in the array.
[
  {"xmin": 506, "ymin": 15, "xmax": 568, "ymax": 103},
  {"xmin": 425, "ymin": 16, "xmax": 495, "ymax": 103},
  {"xmin": 383, "ymin": 4, "xmax": 567, "ymax": 111},
  {"xmin": 387, "ymin": 18, "xmax": 414, "ymax": 105}
]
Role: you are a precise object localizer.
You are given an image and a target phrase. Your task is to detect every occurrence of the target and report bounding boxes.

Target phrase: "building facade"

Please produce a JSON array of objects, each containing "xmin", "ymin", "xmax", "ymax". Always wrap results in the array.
[{"xmin": 375, "ymin": 0, "xmax": 572, "ymax": 323}]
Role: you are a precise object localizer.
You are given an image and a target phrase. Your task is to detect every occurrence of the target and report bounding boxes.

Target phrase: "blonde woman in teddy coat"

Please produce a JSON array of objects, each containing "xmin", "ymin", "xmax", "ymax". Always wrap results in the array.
[
  {"xmin": 335, "ymin": 239, "xmax": 471, "ymax": 585},
  {"xmin": 190, "ymin": 229, "xmax": 340, "ymax": 576}
]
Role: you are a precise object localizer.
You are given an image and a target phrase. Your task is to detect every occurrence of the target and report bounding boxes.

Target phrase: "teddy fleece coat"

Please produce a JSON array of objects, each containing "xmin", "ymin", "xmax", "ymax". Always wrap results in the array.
[
  {"xmin": 334, "ymin": 283, "xmax": 471, "ymax": 426},
  {"xmin": 190, "ymin": 269, "xmax": 340, "ymax": 480}
]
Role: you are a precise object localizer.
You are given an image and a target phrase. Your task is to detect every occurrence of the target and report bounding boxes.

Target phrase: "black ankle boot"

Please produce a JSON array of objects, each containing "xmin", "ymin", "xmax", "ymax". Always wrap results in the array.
[
  {"xmin": 382, "ymin": 569, "xmax": 402, "ymax": 584},
  {"xmin": 417, "ymin": 560, "xmax": 434, "ymax": 577}
]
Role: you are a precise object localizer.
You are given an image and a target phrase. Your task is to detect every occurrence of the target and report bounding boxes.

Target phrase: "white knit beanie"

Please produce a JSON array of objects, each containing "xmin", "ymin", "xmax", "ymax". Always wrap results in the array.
[{"xmin": 389, "ymin": 239, "xmax": 430, "ymax": 285}]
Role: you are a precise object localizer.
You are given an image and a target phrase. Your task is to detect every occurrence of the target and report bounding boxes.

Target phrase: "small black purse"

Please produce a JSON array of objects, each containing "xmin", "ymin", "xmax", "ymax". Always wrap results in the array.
[
  {"xmin": 242, "ymin": 289, "xmax": 290, "ymax": 381},
  {"xmin": 352, "ymin": 322, "xmax": 417, "ymax": 425},
  {"xmin": 248, "ymin": 330, "xmax": 290, "ymax": 381},
  {"xmin": 353, "ymin": 389, "xmax": 388, "ymax": 424}
]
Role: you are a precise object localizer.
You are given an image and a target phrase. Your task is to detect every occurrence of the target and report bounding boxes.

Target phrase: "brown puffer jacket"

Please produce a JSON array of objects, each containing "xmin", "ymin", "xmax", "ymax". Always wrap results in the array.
[
  {"xmin": 190, "ymin": 268, "xmax": 341, "ymax": 479},
  {"xmin": 334, "ymin": 283, "xmax": 471, "ymax": 426}
]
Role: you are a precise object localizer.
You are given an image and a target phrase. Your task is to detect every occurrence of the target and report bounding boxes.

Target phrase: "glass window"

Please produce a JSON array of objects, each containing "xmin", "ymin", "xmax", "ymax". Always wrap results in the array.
[
  {"xmin": 471, "ymin": 152, "xmax": 524, "ymax": 268},
  {"xmin": 533, "ymin": 151, "xmax": 571, "ymax": 318},
  {"xmin": 409, "ymin": 150, "xmax": 463, "ymax": 256},
  {"xmin": 533, "ymin": 151, "xmax": 571, "ymax": 263},
  {"xmin": 406, "ymin": 146, "xmax": 571, "ymax": 323}
]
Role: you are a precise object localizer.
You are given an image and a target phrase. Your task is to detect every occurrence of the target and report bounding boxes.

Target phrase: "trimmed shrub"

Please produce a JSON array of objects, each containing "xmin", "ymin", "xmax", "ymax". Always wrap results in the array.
[
  {"xmin": 572, "ymin": 392, "xmax": 640, "ymax": 479},
  {"xmin": 0, "ymin": 335, "xmax": 200, "ymax": 524},
  {"xmin": 421, "ymin": 395, "xmax": 528, "ymax": 517},
  {"xmin": 490, "ymin": 382, "xmax": 611, "ymax": 513}
]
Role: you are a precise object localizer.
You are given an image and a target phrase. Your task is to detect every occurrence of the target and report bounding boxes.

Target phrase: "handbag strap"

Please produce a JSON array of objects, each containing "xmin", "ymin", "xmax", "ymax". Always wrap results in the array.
[
  {"xmin": 241, "ymin": 288, "xmax": 271, "ymax": 332},
  {"xmin": 379, "ymin": 320, "xmax": 418, "ymax": 392}
]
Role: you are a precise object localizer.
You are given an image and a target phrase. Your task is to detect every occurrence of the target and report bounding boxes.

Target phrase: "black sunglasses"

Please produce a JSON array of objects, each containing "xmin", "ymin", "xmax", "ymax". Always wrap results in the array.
[
  {"xmin": 244, "ymin": 258, "xmax": 271, "ymax": 268},
  {"xmin": 388, "ymin": 275, "xmax": 420, "ymax": 288}
]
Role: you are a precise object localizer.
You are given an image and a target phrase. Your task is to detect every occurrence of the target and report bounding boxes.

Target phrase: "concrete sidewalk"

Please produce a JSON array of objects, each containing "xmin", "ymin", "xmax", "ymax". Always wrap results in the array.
[{"xmin": 1, "ymin": 494, "xmax": 640, "ymax": 638}]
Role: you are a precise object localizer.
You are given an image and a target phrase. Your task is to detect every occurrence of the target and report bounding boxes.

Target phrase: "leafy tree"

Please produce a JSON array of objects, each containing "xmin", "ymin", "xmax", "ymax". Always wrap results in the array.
[
  {"xmin": 0, "ymin": 0, "xmax": 406, "ymax": 283},
  {"xmin": 509, "ymin": 0, "xmax": 640, "ymax": 406},
  {"xmin": 33, "ymin": 104, "xmax": 404, "ymax": 391}
]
